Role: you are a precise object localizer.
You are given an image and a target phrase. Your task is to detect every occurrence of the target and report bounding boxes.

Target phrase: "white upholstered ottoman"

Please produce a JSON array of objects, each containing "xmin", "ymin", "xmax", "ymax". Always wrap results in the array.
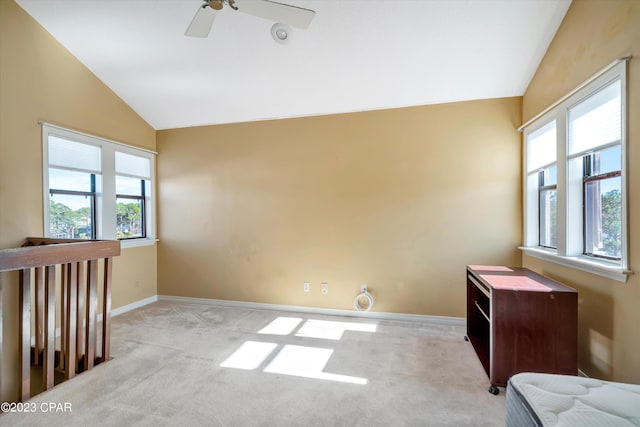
[{"xmin": 506, "ymin": 372, "xmax": 640, "ymax": 426}]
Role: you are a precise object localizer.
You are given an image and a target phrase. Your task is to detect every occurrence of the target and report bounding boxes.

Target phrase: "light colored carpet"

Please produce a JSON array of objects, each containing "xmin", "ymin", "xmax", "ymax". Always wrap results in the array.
[{"xmin": 1, "ymin": 301, "xmax": 505, "ymax": 426}]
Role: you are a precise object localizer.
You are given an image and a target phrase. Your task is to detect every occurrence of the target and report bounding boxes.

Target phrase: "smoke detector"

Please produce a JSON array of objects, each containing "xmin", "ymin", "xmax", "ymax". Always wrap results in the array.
[{"xmin": 271, "ymin": 23, "xmax": 291, "ymax": 45}]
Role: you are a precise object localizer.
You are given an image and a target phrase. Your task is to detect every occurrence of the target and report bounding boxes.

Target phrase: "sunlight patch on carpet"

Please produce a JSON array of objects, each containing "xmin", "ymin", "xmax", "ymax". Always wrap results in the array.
[
  {"xmin": 258, "ymin": 317, "xmax": 303, "ymax": 335},
  {"xmin": 220, "ymin": 341, "xmax": 277, "ymax": 370},
  {"xmin": 221, "ymin": 317, "xmax": 375, "ymax": 384},
  {"xmin": 264, "ymin": 344, "xmax": 367, "ymax": 385},
  {"xmin": 295, "ymin": 319, "xmax": 377, "ymax": 340}
]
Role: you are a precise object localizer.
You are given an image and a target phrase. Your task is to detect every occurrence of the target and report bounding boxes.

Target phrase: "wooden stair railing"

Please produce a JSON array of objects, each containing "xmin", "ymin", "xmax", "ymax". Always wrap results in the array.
[{"xmin": 0, "ymin": 238, "xmax": 120, "ymax": 402}]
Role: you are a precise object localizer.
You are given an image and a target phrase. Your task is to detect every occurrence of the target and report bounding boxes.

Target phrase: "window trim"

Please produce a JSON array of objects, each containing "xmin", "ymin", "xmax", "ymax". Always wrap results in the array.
[
  {"xmin": 520, "ymin": 60, "xmax": 632, "ymax": 283},
  {"xmin": 42, "ymin": 123, "xmax": 156, "ymax": 248}
]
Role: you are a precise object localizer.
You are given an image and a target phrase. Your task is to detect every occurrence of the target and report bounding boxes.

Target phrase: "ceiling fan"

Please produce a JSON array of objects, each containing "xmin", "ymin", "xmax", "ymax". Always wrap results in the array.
[{"xmin": 185, "ymin": 0, "xmax": 316, "ymax": 38}]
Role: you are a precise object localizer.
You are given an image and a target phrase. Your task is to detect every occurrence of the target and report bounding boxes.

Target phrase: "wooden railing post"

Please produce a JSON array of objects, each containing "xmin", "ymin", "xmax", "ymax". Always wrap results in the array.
[
  {"xmin": 85, "ymin": 260, "xmax": 98, "ymax": 371},
  {"xmin": 76, "ymin": 261, "xmax": 85, "ymax": 368},
  {"xmin": 101, "ymin": 257, "xmax": 113, "ymax": 362},
  {"xmin": 65, "ymin": 262, "xmax": 78, "ymax": 380},
  {"xmin": 59, "ymin": 264, "xmax": 67, "ymax": 371},
  {"xmin": 18, "ymin": 269, "xmax": 31, "ymax": 401},
  {"xmin": 35, "ymin": 267, "xmax": 44, "ymax": 366},
  {"xmin": 43, "ymin": 265, "xmax": 56, "ymax": 390}
]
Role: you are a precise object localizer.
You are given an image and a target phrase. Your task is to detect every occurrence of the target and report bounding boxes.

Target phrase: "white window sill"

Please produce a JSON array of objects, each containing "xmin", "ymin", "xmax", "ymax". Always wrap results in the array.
[
  {"xmin": 518, "ymin": 246, "xmax": 632, "ymax": 283},
  {"xmin": 120, "ymin": 238, "xmax": 158, "ymax": 249}
]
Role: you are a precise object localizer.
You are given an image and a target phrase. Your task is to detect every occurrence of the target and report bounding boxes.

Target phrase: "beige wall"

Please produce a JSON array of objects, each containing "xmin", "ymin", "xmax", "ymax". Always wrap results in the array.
[
  {"xmin": 522, "ymin": 0, "xmax": 640, "ymax": 383},
  {"xmin": 157, "ymin": 97, "xmax": 523, "ymax": 316},
  {"xmin": 10, "ymin": 0, "xmax": 634, "ymax": 400},
  {"xmin": 0, "ymin": 1, "xmax": 157, "ymax": 399}
]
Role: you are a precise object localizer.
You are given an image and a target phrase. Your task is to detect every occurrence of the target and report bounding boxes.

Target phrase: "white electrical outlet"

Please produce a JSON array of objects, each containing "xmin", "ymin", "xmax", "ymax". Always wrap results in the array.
[
  {"xmin": 304, "ymin": 282, "xmax": 310, "ymax": 292},
  {"xmin": 361, "ymin": 284, "xmax": 368, "ymax": 293},
  {"xmin": 321, "ymin": 283, "xmax": 328, "ymax": 294}
]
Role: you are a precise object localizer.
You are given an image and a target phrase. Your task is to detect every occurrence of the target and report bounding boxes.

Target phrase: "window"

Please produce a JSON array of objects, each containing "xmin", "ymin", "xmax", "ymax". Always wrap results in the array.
[
  {"xmin": 521, "ymin": 60, "xmax": 630, "ymax": 282},
  {"xmin": 538, "ymin": 165, "xmax": 557, "ymax": 249},
  {"xmin": 47, "ymin": 136, "xmax": 102, "ymax": 239},
  {"xmin": 49, "ymin": 169, "xmax": 97, "ymax": 239},
  {"xmin": 582, "ymin": 146, "xmax": 621, "ymax": 259},
  {"xmin": 116, "ymin": 151, "xmax": 152, "ymax": 239},
  {"xmin": 42, "ymin": 124, "xmax": 155, "ymax": 247},
  {"xmin": 116, "ymin": 176, "xmax": 146, "ymax": 239},
  {"xmin": 526, "ymin": 120, "xmax": 557, "ymax": 249},
  {"xmin": 569, "ymin": 80, "xmax": 623, "ymax": 260}
]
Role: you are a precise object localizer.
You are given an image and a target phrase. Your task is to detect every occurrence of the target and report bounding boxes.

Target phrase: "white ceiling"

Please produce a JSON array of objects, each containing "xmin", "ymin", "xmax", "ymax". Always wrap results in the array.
[{"xmin": 16, "ymin": 0, "xmax": 571, "ymax": 130}]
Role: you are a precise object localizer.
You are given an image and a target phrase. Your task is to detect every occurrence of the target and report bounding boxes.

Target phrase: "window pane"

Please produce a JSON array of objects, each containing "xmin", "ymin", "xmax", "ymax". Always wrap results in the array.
[
  {"xmin": 116, "ymin": 151, "xmax": 151, "ymax": 179},
  {"xmin": 569, "ymin": 80, "xmax": 621, "ymax": 155},
  {"xmin": 116, "ymin": 175, "xmax": 143, "ymax": 196},
  {"xmin": 585, "ymin": 176, "xmax": 621, "ymax": 258},
  {"xmin": 543, "ymin": 165, "xmax": 557, "ymax": 186},
  {"xmin": 49, "ymin": 194, "xmax": 93, "ymax": 239},
  {"xmin": 539, "ymin": 189, "xmax": 557, "ymax": 248},
  {"xmin": 116, "ymin": 198, "xmax": 144, "ymax": 239},
  {"xmin": 527, "ymin": 121, "xmax": 556, "ymax": 172},
  {"xmin": 49, "ymin": 168, "xmax": 93, "ymax": 192},
  {"xmin": 592, "ymin": 145, "xmax": 621, "ymax": 176},
  {"xmin": 49, "ymin": 136, "xmax": 101, "ymax": 173}
]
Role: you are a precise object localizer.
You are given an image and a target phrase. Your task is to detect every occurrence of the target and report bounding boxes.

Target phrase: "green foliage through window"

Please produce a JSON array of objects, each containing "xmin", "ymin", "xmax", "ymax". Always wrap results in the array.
[
  {"xmin": 601, "ymin": 189, "xmax": 621, "ymax": 257},
  {"xmin": 116, "ymin": 200, "xmax": 144, "ymax": 239},
  {"xmin": 49, "ymin": 200, "xmax": 92, "ymax": 239}
]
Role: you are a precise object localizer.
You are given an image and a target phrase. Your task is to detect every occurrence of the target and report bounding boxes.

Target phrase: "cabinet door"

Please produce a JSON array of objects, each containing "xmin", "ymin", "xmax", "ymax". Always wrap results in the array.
[{"xmin": 491, "ymin": 289, "xmax": 577, "ymax": 386}]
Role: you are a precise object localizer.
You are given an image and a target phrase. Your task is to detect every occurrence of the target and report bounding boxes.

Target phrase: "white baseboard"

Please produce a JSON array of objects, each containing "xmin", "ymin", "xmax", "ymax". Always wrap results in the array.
[
  {"xmin": 112, "ymin": 295, "xmax": 158, "ymax": 317},
  {"xmin": 157, "ymin": 295, "xmax": 466, "ymax": 326}
]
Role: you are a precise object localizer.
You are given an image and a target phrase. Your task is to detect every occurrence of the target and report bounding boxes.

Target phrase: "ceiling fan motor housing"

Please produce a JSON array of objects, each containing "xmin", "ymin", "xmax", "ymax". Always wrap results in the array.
[{"xmin": 186, "ymin": 0, "xmax": 316, "ymax": 38}]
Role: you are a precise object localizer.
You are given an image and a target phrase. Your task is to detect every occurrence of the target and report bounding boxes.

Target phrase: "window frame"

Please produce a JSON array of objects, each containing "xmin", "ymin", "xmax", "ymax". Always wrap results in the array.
[
  {"xmin": 49, "ymin": 171, "xmax": 98, "ymax": 239},
  {"xmin": 582, "ymin": 151, "xmax": 622, "ymax": 260},
  {"xmin": 42, "ymin": 124, "xmax": 156, "ymax": 248},
  {"xmin": 116, "ymin": 178, "xmax": 147, "ymax": 240},
  {"xmin": 537, "ymin": 166, "xmax": 557, "ymax": 250},
  {"xmin": 520, "ymin": 60, "xmax": 631, "ymax": 282}
]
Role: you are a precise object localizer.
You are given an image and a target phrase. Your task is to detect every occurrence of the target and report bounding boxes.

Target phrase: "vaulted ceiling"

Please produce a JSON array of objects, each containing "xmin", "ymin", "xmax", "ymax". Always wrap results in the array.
[{"xmin": 16, "ymin": 0, "xmax": 571, "ymax": 130}]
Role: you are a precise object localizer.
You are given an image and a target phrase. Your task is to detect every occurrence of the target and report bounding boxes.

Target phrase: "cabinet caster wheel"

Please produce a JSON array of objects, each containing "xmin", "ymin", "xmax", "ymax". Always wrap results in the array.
[
  {"xmin": 488, "ymin": 386, "xmax": 499, "ymax": 395},
  {"xmin": 464, "ymin": 335, "xmax": 469, "ymax": 342}
]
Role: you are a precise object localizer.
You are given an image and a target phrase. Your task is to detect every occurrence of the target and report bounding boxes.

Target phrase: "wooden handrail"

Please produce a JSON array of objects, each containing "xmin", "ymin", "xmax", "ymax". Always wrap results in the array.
[
  {"xmin": 0, "ymin": 238, "xmax": 120, "ymax": 402},
  {"xmin": 0, "ymin": 238, "xmax": 120, "ymax": 272}
]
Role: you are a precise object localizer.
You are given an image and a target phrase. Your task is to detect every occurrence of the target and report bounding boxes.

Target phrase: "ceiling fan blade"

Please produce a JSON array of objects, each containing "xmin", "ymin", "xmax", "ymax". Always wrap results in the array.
[
  {"xmin": 236, "ymin": 0, "xmax": 315, "ymax": 29},
  {"xmin": 185, "ymin": 4, "xmax": 217, "ymax": 38}
]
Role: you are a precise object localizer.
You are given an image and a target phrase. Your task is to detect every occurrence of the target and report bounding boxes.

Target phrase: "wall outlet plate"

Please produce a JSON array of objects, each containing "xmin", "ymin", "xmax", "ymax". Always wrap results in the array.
[
  {"xmin": 361, "ymin": 284, "xmax": 368, "ymax": 293},
  {"xmin": 304, "ymin": 282, "xmax": 310, "ymax": 292},
  {"xmin": 321, "ymin": 283, "xmax": 328, "ymax": 294}
]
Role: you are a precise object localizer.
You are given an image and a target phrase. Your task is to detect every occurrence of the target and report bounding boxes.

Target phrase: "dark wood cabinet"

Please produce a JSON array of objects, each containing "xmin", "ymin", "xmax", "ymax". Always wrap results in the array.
[{"xmin": 466, "ymin": 265, "xmax": 578, "ymax": 393}]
